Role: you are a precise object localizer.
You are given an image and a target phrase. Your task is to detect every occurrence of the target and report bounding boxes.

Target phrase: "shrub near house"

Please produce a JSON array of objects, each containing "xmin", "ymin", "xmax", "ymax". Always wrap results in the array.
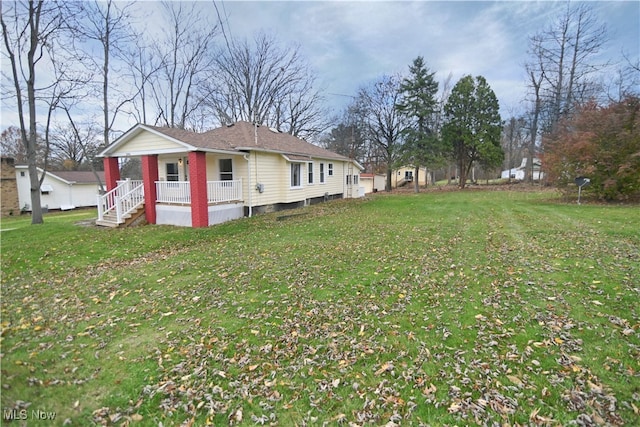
[{"xmin": 543, "ymin": 97, "xmax": 640, "ymax": 200}]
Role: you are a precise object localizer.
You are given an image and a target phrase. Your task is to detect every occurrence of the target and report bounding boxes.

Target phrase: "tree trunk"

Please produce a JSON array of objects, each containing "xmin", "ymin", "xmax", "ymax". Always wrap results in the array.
[
  {"xmin": 414, "ymin": 166, "xmax": 419, "ymax": 193},
  {"xmin": 27, "ymin": 1, "xmax": 43, "ymax": 224},
  {"xmin": 458, "ymin": 157, "xmax": 467, "ymax": 188}
]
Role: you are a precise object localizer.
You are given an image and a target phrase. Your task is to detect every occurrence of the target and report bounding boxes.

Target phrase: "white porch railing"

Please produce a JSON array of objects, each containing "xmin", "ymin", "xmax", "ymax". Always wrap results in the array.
[
  {"xmin": 156, "ymin": 181, "xmax": 191, "ymax": 204},
  {"xmin": 208, "ymin": 179, "xmax": 242, "ymax": 203},
  {"xmin": 97, "ymin": 179, "xmax": 145, "ymax": 224},
  {"xmin": 156, "ymin": 179, "xmax": 243, "ymax": 205}
]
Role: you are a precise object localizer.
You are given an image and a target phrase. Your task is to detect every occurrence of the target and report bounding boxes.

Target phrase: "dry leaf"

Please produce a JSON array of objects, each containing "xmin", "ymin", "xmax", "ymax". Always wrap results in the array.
[{"xmin": 506, "ymin": 375, "xmax": 523, "ymax": 387}]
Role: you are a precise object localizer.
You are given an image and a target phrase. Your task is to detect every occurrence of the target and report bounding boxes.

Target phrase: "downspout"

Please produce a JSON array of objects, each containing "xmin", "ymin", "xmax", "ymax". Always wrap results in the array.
[{"xmin": 243, "ymin": 153, "xmax": 252, "ymax": 218}]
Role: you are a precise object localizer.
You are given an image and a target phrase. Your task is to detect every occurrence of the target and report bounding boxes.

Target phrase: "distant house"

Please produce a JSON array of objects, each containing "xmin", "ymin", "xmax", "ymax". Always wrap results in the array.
[
  {"xmin": 501, "ymin": 158, "xmax": 544, "ymax": 181},
  {"xmin": 15, "ymin": 166, "xmax": 105, "ymax": 211},
  {"xmin": 391, "ymin": 166, "xmax": 431, "ymax": 189},
  {"xmin": 96, "ymin": 121, "xmax": 364, "ymax": 228}
]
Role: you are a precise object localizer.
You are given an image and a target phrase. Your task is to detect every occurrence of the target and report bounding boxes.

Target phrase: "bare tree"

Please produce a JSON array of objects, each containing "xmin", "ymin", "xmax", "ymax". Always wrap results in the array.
[
  {"xmin": 532, "ymin": 3, "xmax": 608, "ymax": 128},
  {"xmin": 522, "ymin": 4, "xmax": 607, "ymax": 184},
  {"xmin": 149, "ymin": 1, "xmax": 219, "ymax": 129},
  {"xmin": 205, "ymin": 32, "xmax": 328, "ymax": 138},
  {"xmin": 355, "ymin": 74, "xmax": 408, "ymax": 191},
  {"xmin": 524, "ymin": 50, "xmax": 545, "ymax": 183},
  {"xmin": 603, "ymin": 50, "xmax": 640, "ymax": 102},
  {"xmin": 1, "ymin": 0, "xmax": 78, "ymax": 223},
  {"xmin": 78, "ymin": 0, "xmax": 136, "ymax": 147},
  {"xmin": 0, "ymin": 127, "xmax": 23, "ymax": 161},
  {"xmin": 49, "ymin": 121, "xmax": 99, "ymax": 170},
  {"xmin": 126, "ymin": 37, "xmax": 162, "ymax": 125},
  {"xmin": 501, "ymin": 115, "xmax": 527, "ymax": 182}
]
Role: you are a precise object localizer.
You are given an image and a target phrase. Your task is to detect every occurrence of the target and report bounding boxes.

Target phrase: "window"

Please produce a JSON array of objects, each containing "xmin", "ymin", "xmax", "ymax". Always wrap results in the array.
[
  {"xmin": 319, "ymin": 163, "xmax": 325, "ymax": 183},
  {"xmin": 166, "ymin": 163, "xmax": 179, "ymax": 181},
  {"xmin": 308, "ymin": 162, "xmax": 314, "ymax": 184},
  {"xmin": 346, "ymin": 175, "xmax": 351, "ymax": 185},
  {"xmin": 290, "ymin": 163, "xmax": 301, "ymax": 187},
  {"xmin": 20, "ymin": 171, "xmax": 25, "ymax": 177},
  {"xmin": 328, "ymin": 163, "xmax": 334, "ymax": 176},
  {"xmin": 219, "ymin": 159, "xmax": 233, "ymax": 181},
  {"xmin": 354, "ymin": 175, "xmax": 359, "ymax": 184}
]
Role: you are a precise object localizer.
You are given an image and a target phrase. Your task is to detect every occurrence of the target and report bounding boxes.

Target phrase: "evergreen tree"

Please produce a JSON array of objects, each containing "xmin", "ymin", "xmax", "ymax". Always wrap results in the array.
[
  {"xmin": 396, "ymin": 57, "xmax": 441, "ymax": 192},
  {"xmin": 443, "ymin": 75, "xmax": 503, "ymax": 188}
]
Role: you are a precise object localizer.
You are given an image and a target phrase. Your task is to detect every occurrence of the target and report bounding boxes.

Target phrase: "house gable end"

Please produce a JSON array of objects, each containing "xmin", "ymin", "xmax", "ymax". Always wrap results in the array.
[{"xmin": 99, "ymin": 125, "xmax": 196, "ymax": 157}]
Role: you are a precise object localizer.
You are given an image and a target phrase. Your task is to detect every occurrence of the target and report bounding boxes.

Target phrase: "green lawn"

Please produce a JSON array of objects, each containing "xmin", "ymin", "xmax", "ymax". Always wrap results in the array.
[{"xmin": 1, "ymin": 190, "xmax": 638, "ymax": 426}]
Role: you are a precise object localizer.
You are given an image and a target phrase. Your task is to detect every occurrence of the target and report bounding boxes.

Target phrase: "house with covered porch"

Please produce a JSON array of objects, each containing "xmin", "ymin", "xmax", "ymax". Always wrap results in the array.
[{"xmin": 97, "ymin": 121, "xmax": 364, "ymax": 228}]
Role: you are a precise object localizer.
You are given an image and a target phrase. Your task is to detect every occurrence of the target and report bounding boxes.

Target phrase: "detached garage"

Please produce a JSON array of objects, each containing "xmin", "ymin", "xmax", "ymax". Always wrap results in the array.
[{"xmin": 16, "ymin": 166, "xmax": 105, "ymax": 211}]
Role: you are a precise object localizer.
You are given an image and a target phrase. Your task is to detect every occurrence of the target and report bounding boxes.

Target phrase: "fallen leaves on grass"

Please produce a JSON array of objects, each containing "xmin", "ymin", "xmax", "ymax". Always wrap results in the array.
[{"xmin": 2, "ymin": 194, "xmax": 639, "ymax": 426}]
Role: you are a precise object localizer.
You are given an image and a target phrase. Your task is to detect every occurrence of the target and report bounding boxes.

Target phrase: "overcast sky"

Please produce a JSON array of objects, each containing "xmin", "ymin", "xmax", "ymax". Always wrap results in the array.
[
  {"xmin": 1, "ymin": 1, "xmax": 638, "ymax": 133},
  {"xmin": 213, "ymin": 0, "xmax": 639, "ymax": 116}
]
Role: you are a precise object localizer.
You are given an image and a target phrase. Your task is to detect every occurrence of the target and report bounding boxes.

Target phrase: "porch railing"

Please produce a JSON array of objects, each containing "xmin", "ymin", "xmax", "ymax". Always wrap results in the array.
[
  {"xmin": 156, "ymin": 181, "xmax": 191, "ymax": 204},
  {"xmin": 208, "ymin": 179, "xmax": 242, "ymax": 203},
  {"xmin": 156, "ymin": 179, "xmax": 243, "ymax": 205},
  {"xmin": 97, "ymin": 179, "xmax": 145, "ymax": 224}
]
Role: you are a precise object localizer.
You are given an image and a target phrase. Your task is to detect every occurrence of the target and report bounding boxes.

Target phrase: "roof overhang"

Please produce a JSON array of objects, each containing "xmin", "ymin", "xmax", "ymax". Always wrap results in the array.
[
  {"xmin": 351, "ymin": 160, "xmax": 365, "ymax": 171},
  {"xmin": 238, "ymin": 146, "xmax": 348, "ymax": 163},
  {"xmin": 15, "ymin": 165, "xmax": 76, "ymax": 185},
  {"xmin": 281, "ymin": 154, "xmax": 312, "ymax": 162}
]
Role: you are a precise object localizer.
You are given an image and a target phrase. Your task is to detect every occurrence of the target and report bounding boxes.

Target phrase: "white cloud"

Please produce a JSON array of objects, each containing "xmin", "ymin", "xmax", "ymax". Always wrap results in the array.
[
  {"xmin": 2, "ymin": 0, "xmax": 636, "ymax": 131},
  {"xmin": 219, "ymin": 0, "xmax": 638, "ymax": 116}
]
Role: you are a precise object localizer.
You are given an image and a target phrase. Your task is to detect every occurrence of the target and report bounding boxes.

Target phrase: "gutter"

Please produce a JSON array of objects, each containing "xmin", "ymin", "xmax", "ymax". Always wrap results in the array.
[{"xmin": 243, "ymin": 153, "xmax": 252, "ymax": 218}]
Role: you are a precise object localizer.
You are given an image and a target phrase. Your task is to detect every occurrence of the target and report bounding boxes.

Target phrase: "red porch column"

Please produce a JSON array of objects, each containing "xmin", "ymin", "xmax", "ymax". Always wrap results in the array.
[
  {"xmin": 103, "ymin": 157, "xmax": 120, "ymax": 192},
  {"xmin": 189, "ymin": 151, "xmax": 208, "ymax": 228},
  {"xmin": 142, "ymin": 155, "xmax": 159, "ymax": 224}
]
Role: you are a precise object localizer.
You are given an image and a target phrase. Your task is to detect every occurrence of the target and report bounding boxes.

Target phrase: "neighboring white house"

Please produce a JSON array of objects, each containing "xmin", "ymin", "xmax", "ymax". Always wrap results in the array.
[
  {"xmin": 15, "ymin": 166, "xmax": 105, "ymax": 211},
  {"xmin": 96, "ymin": 121, "xmax": 365, "ymax": 228},
  {"xmin": 501, "ymin": 158, "xmax": 544, "ymax": 181}
]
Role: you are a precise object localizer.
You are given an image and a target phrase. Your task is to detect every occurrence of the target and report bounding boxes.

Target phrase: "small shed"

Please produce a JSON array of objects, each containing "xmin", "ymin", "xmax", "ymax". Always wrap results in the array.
[
  {"xmin": 16, "ymin": 166, "xmax": 105, "ymax": 211},
  {"xmin": 360, "ymin": 173, "xmax": 386, "ymax": 193}
]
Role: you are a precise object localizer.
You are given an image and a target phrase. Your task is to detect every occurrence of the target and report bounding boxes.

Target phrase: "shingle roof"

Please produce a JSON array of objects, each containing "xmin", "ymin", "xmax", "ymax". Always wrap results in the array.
[
  {"xmin": 147, "ymin": 121, "xmax": 349, "ymax": 161},
  {"xmin": 50, "ymin": 170, "xmax": 105, "ymax": 184}
]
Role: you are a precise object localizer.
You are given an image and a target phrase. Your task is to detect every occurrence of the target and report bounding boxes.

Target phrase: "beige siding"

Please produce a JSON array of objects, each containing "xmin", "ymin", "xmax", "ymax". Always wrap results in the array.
[
  {"xmin": 205, "ymin": 155, "xmax": 246, "ymax": 182},
  {"xmin": 250, "ymin": 152, "xmax": 288, "ymax": 206},
  {"xmin": 158, "ymin": 155, "xmax": 189, "ymax": 181},
  {"xmin": 392, "ymin": 166, "xmax": 429, "ymax": 188},
  {"xmin": 110, "ymin": 131, "xmax": 185, "ymax": 156},
  {"xmin": 138, "ymin": 149, "xmax": 360, "ymax": 211}
]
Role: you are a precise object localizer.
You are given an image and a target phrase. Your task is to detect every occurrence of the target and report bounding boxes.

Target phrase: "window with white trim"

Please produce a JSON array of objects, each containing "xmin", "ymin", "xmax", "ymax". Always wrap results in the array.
[
  {"xmin": 319, "ymin": 163, "xmax": 325, "ymax": 183},
  {"xmin": 328, "ymin": 163, "xmax": 334, "ymax": 176},
  {"xmin": 308, "ymin": 162, "xmax": 314, "ymax": 184},
  {"xmin": 354, "ymin": 175, "xmax": 359, "ymax": 184},
  {"xmin": 346, "ymin": 175, "xmax": 351, "ymax": 185},
  {"xmin": 290, "ymin": 163, "xmax": 302, "ymax": 188}
]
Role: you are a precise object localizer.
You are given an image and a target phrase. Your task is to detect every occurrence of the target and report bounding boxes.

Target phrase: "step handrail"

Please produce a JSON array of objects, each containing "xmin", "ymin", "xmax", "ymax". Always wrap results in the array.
[{"xmin": 97, "ymin": 180, "xmax": 144, "ymax": 224}]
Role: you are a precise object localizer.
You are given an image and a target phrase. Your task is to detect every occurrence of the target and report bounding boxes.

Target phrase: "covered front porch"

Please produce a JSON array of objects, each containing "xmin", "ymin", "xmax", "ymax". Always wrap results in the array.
[
  {"xmin": 154, "ymin": 179, "xmax": 243, "ymax": 227},
  {"xmin": 99, "ymin": 150, "xmax": 247, "ymax": 228}
]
